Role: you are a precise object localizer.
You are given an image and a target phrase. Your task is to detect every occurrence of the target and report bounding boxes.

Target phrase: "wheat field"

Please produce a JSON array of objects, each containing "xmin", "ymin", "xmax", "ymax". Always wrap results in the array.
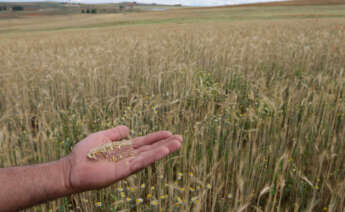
[{"xmin": 0, "ymin": 3, "xmax": 345, "ymax": 212}]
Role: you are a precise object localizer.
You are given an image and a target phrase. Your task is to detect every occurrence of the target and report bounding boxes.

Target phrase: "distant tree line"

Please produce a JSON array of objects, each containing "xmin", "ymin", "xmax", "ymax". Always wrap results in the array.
[
  {"xmin": 81, "ymin": 9, "xmax": 97, "ymax": 14},
  {"xmin": 12, "ymin": 6, "xmax": 24, "ymax": 11},
  {"xmin": 0, "ymin": 5, "xmax": 24, "ymax": 11},
  {"xmin": 0, "ymin": 6, "xmax": 8, "ymax": 11},
  {"xmin": 81, "ymin": 4, "xmax": 140, "ymax": 14}
]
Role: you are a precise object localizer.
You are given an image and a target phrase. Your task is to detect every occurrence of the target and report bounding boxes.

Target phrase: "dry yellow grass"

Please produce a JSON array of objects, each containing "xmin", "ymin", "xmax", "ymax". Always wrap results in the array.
[{"xmin": 0, "ymin": 4, "xmax": 344, "ymax": 212}]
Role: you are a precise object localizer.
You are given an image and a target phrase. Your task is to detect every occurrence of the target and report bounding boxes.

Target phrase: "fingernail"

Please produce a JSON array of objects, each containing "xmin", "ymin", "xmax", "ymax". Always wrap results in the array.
[
  {"xmin": 162, "ymin": 131, "xmax": 173, "ymax": 136},
  {"xmin": 175, "ymin": 135, "xmax": 183, "ymax": 142}
]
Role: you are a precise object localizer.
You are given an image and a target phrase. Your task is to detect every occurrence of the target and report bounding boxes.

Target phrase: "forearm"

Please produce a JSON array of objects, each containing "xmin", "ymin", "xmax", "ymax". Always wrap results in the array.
[{"xmin": 0, "ymin": 157, "xmax": 72, "ymax": 211}]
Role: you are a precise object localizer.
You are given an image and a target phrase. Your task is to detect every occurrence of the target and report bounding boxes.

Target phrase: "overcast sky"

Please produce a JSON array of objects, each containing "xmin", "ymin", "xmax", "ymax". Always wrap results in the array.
[{"xmin": 0, "ymin": 0, "xmax": 286, "ymax": 6}]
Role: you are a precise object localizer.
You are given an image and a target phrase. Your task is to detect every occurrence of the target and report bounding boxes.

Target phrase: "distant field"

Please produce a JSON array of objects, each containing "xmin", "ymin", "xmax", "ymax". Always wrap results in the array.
[
  {"xmin": 0, "ymin": 2, "xmax": 181, "ymax": 20},
  {"xmin": 0, "ymin": 2, "xmax": 344, "ymax": 212},
  {"xmin": 1, "ymin": 3, "xmax": 345, "ymax": 35}
]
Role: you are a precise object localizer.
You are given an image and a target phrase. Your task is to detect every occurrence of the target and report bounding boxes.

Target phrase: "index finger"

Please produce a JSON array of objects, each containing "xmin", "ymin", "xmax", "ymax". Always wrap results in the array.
[
  {"xmin": 100, "ymin": 125, "xmax": 130, "ymax": 141},
  {"xmin": 132, "ymin": 131, "xmax": 172, "ymax": 148}
]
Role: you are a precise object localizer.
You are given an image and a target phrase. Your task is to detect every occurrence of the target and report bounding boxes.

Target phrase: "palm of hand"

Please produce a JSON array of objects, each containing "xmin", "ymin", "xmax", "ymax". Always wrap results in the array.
[{"xmin": 65, "ymin": 126, "xmax": 182, "ymax": 192}]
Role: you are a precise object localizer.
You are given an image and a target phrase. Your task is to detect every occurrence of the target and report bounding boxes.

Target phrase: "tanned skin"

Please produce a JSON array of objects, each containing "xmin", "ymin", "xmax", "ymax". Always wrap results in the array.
[{"xmin": 0, "ymin": 125, "xmax": 182, "ymax": 211}]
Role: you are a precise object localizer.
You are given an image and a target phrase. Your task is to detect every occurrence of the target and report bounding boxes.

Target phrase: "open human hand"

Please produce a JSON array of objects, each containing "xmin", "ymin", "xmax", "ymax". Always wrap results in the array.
[{"xmin": 63, "ymin": 125, "xmax": 182, "ymax": 193}]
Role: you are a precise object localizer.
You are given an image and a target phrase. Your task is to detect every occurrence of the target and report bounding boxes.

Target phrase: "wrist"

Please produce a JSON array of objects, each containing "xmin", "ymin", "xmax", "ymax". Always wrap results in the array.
[{"xmin": 59, "ymin": 156, "xmax": 74, "ymax": 194}]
